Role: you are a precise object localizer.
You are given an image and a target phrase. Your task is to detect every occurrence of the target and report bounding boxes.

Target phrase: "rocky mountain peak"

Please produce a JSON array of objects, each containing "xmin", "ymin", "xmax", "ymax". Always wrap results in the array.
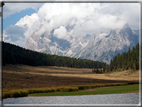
[{"xmin": 25, "ymin": 24, "xmax": 139, "ymax": 64}]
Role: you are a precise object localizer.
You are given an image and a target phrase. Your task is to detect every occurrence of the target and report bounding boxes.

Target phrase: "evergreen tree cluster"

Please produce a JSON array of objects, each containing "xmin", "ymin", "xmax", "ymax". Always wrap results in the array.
[
  {"xmin": 2, "ymin": 42, "xmax": 107, "ymax": 69},
  {"xmin": 109, "ymin": 43, "xmax": 139, "ymax": 72},
  {"xmin": 92, "ymin": 68, "xmax": 103, "ymax": 74},
  {"xmin": 92, "ymin": 63, "xmax": 110, "ymax": 74}
]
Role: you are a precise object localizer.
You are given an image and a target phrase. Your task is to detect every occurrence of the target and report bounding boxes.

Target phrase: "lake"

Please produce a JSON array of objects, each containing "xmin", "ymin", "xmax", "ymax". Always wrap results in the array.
[{"xmin": 2, "ymin": 93, "xmax": 140, "ymax": 106}]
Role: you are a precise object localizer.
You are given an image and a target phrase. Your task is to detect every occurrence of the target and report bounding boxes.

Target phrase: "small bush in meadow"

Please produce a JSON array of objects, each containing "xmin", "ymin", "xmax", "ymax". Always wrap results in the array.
[
  {"xmin": 11, "ymin": 92, "xmax": 21, "ymax": 98},
  {"xmin": 56, "ymin": 88, "xmax": 68, "ymax": 92},
  {"xmin": 95, "ymin": 85, "xmax": 100, "ymax": 87},
  {"xmin": 74, "ymin": 88, "xmax": 79, "ymax": 91},
  {"xmin": 3, "ymin": 91, "xmax": 29, "ymax": 99},
  {"xmin": 35, "ymin": 90, "xmax": 41, "ymax": 93},
  {"xmin": 44, "ymin": 89, "xmax": 51, "ymax": 93},
  {"xmin": 109, "ymin": 84, "xmax": 115, "ymax": 86},
  {"xmin": 28, "ymin": 89, "xmax": 35, "ymax": 94},
  {"xmin": 90, "ymin": 85, "xmax": 97, "ymax": 89},
  {"xmin": 128, "ymin": 82, "xmax": 138, "ymax": 85},
  {"xmin": 20, "ymin": 91, "xmax": 28, "ymax": 97},
  {"xmin": 50, "ymin": 89, "xmax": 56, "ymax": 92},
  {"xmin": 84, "ymin": 86, "xmax": 90, "ymax": 89},
  {"xmin": 28, "ymin": 89, "xmax": 37, "ymax": 94},
  {"xmin": 78, "ymin": 86, "xmax": 91, "ymax": 90},
  {"xmin": 116, "ymin": 84, "xmax": 120, "ymax": 86},
  {"xmin": 68, "ymin": 88, "xmax": 74, "ymax": 92},
  {"xmin": 3, "ymin": 93, "xmax": 11, "ymax": 99},
  {"xmin": 78, "ymin": 86, "xmax": 85, "ymax": 90}
]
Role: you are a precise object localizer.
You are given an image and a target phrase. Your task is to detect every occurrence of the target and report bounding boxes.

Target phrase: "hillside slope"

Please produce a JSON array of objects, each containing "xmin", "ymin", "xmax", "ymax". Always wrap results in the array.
[{"xmin": 2, "ymin": 42, "xmax": 107, "ymax": 69}]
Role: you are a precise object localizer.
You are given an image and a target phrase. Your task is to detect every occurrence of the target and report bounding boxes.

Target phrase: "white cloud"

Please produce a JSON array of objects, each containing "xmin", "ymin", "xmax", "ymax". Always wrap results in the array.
[
  {"xmin": 33, "ymin": 3, "xmax": 139, "ymax": 38},
  {"xmin": 3, "ymin": 3, "xmax": 140, "ymax": 47},
  {"xmin": 3, "ymin": 25, "xmax": 28, "ymax": 47},
  {"xmin": 100, "ymin": 3, "xmax": 140, "ymax": 30},
  {"xmin": 16, "ymin": 13, "xmax": 39, "ymax": 28},
  {"xmin": 53, "ymin": 26, "xmax": 67, "ymax": 38},
  {"xmin": 3, "ymin": 3, "xmax": 43, "ymax": 18}
]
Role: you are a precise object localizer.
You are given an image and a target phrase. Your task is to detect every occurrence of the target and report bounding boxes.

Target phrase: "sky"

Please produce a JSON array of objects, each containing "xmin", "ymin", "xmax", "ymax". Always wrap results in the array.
[{"xmin": 2, "ymin": 2, "xmax": 140, "ymax": 48}]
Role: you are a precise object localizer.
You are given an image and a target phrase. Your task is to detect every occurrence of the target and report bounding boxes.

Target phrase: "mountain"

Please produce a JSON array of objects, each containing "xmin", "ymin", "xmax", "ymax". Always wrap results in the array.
[{"xmin": 25, "ymin": 24, "xmax": 139, "ymax": 64}]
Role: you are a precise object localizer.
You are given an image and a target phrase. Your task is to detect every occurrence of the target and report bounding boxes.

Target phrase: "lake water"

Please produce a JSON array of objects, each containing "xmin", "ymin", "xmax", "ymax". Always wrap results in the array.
[{"xmin": 2, "ymin": 93, "xmax": 140, "ymax": 105}]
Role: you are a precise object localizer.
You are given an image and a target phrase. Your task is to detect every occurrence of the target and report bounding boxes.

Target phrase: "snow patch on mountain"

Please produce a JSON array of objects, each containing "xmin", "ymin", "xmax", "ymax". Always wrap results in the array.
[{"xmin": 25, "ymin": 24, "xmax": 139, "ymax": 64}]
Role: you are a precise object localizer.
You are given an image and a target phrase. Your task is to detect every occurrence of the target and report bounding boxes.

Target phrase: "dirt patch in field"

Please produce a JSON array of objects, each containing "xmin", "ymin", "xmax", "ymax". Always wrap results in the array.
[
  {"xmin": 2, "ymin": 64, "xmax": 139, "ymax": 92},
  {"xmin": 2, "ymin": 70, "xmax": 130, "ymax": 90}
]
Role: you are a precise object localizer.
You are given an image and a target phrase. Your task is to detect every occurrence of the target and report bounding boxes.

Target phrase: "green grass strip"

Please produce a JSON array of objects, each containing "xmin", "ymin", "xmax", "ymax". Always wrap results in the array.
[{"xmin": 29, "ymin": 84, "xmax": 139, "ymax": 96}]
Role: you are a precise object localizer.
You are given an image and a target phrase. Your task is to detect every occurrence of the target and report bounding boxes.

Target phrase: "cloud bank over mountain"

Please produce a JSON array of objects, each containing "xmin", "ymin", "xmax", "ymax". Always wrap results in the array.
[
  {"xmin": 3, "ymin": 3, "xmax": 140, "ymax": 47},
  {"xmin": 3, "ymin": 3, "xmax": 43, "ymax": 18}
]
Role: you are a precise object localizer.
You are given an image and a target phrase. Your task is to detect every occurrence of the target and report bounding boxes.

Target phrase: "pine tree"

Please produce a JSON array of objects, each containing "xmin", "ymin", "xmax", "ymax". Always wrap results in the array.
[
  {"xmin": 110, "ymin": 59, "xmax": 113, "ymax": 71},
  {"xmin": 133, "ymin": 63, "xmax": 136, "ymax": 71},
  {"xmin": 103, "ymin": 64, "xmax": 106, "ymax": 72}
]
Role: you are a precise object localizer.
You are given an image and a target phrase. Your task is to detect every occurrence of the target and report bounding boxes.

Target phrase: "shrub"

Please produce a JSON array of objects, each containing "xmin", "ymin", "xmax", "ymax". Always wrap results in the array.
[
  {"xmin": 95, "ymin": 85, "xmax": 100, "ymax": 87},
  {"xmin": 68, "ymin": 88, "xmax": 77, "ymax": 92},
  {"xmin": 28, "ymin": 89, "xmax": 36, "ymax": 94},
  {"xmin": 35, "ymin": 90, "xmax": 43, "ymax": 93},
  {"xmin": 11, "ymin": 92, "xmax": 21, "ymax": 98},
  {"xmin": 68, "ymin": 88, "xmax": 72, "ymax": 92},
  {"xmin": 3, "ymin": 93, "xmax": 11, "ymax": 99},
  {"xmin": 90, "ymin": 86, "xmax": 97, "ymax": 89},
  {"xmin": 74, "ymin": 88, "xmax": 79, "ymax": 91},
  {"xmin": 3, "ymin": 91, "xmax": 29, "ymax": 99},
  {"xmin": 20, "ymin": 91, "xmax": 28, "ymax": 97},
  {"xmin": 78, "ymin": 86, "xmax": 90, "ymax": 90},
  {"xmin": 78, "ymin": 86, "xmax": 85, "ymax": 90},
  {"xmin": 128, "ymin": 82, "xmax": 138, "ymax": 85},
  {"xmin": 56, "ymin": 88, "xmax": 67, "ymax": 92},
  {"xmin": 84, "ymin": 86, "xmax": 90, "ymax": 89},
  {"xmin": 50, "ymin": 89, "xmax": 56, "ymax": 92},
  {"xmin": 109, "ymin": 84, "xmax": 115, "ymax": 86},
  {"xmin": 104, "ymin": 84, "xmax": 108, "ymax": 86},
  {"xmin": 44, "ymin": 89, "xmax": 51, "ymax": 93}
]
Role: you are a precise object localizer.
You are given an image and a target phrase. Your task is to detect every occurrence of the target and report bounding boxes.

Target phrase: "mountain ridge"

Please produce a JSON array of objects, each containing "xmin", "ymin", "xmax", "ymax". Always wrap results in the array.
[{"xmin": 25, "ymin": 24, "xmax": 139, "ymax": 64}]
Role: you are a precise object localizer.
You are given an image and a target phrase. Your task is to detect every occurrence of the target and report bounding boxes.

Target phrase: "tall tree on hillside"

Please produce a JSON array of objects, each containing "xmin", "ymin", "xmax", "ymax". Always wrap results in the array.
[
  {"xmin": 110, "ymin": 59, "xmax": 113, "ymax": 71},
  {"xmin": 103, "ymin": 63, "xmax": 106, "ymax": 72},
  {"xmin": 108, "ymin": 43, "xmax": 140, "ymax": 72}
]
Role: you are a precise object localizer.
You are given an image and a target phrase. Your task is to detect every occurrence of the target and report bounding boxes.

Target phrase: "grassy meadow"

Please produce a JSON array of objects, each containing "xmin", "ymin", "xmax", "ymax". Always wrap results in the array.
[
  {"xmin": 2, "ymin": 64, "xmax": 140, "ymax": 98},
  {"xmin": 29, "ymin": 84, "xmax": 139, "ymax": 96}
]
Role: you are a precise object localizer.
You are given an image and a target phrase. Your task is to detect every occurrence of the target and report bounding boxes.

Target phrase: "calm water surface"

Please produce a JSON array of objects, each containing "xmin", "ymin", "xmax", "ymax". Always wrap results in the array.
[{"xmin": 2, "ymin": 93, "xmax": 140, "ymax": 105}]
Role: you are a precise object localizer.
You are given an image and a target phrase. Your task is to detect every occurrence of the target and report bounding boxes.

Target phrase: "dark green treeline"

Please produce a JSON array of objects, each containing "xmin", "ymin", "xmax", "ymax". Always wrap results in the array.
[
  {"xmin": 2, "ymin": 42, "xmax": 107, "ymax": 69},
  {"xmin": 109, "ymin": 43, "xmax": 140, "ymax": 72},
  {"xmin": 92, "ymin": 43, "xmax": 140, "ymax": 73}
]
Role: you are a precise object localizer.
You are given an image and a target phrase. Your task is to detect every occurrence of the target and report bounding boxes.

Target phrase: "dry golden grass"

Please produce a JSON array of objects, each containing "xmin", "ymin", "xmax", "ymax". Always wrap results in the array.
[
  {"xmin": 2, "ymin": 64, "xmax": 139, "ymax": 93},
  {"xmin": 14, "ymin": 64, "xmax": 139, "ymax": 81}
]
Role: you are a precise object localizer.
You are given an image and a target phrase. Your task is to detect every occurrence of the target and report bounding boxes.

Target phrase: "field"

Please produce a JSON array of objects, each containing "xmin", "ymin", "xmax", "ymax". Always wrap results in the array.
[
  {"xmin": 2, "ymin": 64, "xmax": 140, "ymax": 98},
  {"xmin": 29, "ymin": 84, "xmax": 139, "ymax": 96}
]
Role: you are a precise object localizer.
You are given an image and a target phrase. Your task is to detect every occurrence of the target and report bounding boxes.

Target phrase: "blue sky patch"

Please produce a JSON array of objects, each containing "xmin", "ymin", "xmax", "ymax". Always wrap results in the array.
[{"xmin": 3, "ymin": 8, "xmax": 36, "ymax": 30}]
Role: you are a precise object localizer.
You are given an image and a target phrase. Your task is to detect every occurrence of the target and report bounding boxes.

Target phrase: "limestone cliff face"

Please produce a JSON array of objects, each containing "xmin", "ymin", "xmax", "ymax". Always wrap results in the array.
[{"xmin": 25, "ymin": 24, "xmax": 139, "ymax": 64}]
